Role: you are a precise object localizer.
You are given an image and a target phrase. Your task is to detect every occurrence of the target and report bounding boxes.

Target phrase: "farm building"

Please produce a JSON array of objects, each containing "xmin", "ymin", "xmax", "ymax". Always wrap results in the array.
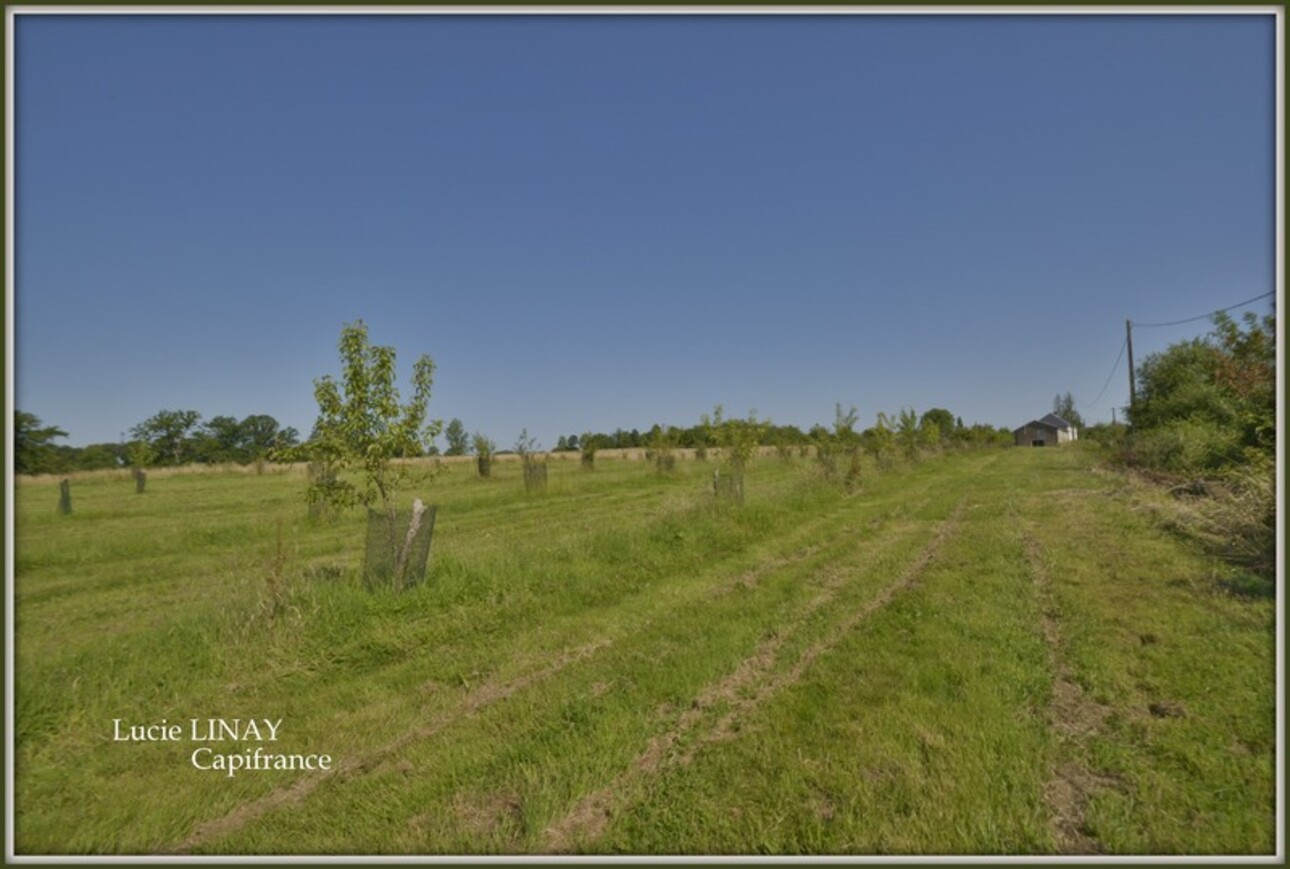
[{"xmin": 1013, "ymin": 413, "xmax": 1078, "ymax": 447}]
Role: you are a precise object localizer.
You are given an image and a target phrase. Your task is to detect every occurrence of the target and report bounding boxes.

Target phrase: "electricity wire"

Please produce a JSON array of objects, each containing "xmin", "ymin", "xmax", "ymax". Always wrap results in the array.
[
  {"xmin": 1077, "ymin": 289, "xmax": 1275, "ymax": 414},
  {"xmin": 1080, "ymin": 335, "xmax": 1128, "ymax": 410},
  {"xmin": 1132, "ymin": 291, "xmax": 1274, "ymax": 329}
]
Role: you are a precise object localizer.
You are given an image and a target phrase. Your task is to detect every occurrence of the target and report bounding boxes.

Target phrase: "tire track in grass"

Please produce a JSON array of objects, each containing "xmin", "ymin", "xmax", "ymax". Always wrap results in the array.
[
  {"xmin": 171, "ymin": 639, "xmax": 612, "ymax": 853},
  {"xmin": 541, "ymin": 500, "xmax": 966, "ymax": 853},
  {"xmin": 171, "ymin": 481, "xmax": 905, "ymax": 852},
  {"xmin": 1021, "ymin": 528, "xmax": 1115, "ymax": 855}
]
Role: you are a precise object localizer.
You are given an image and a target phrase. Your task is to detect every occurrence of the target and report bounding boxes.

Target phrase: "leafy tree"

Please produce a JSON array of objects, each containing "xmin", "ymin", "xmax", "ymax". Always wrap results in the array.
[
  {"xmin": 241, "ymin": 414, "xmax": 289, "ymax": 460},
  {"xmin": 919, "ymin": 408, "xmax": 956, "ymax": 442},
  {"xmin": 862, "ymin": 412, "xmax": 897, "ymax": 468},
  {"xmin": 918, "ymin": 417, "xmax": 942, "ymax": 453},
  {"xmin": 815, "ymin": 403, "xmax": 858, "ymax": 480},
  {"xmin": 896, "ymin": 407, "xmax": 921, "ymax": 461},
  {"xmin": 471, "ymin": 431, "xmax": 496, "ymax": 478},
  {"xmin": 646, "ymin": 424, "xmax": 679, "ymax": 473},
  {"xmin": 833, "ymin": 403, "xmax": 860, "ymax": 448},
  {"xmin": 1127, "ymin": 310, "xmax": 1275, "ymax": 473},
  {"xmin": 1206, "ymin": 311, "xmax": 1275, "ymax": 454},
  {"xmin": 14, "ymin": 412, "xmax": 69, "ymax": 474},
  {"xmin": 579, "ymin": 432, "xmax": 598, "ymax": 468},
  {"xmin": 1121, "ymin": 309, "xmax": 1275, "ymax": 578},
  {"xmin": 272, "ymin": 426, "xmax": 301, "ymax": 452},
  {"xmin": 305, "ymin": 320, "xmax": 442, "ymax": 517},
  {"xmin": 196, "ymin": 415, "xmax": 244, "ymax": 463},
  {"xmin": 130, "ymin": 410, "xmax": 202, "ymax": 466},
  {"xmin": 1052, "ymin": 392, "xmax": 1085, "ymax": 429},
  {"xmin": 192, "ymin": 414, "xmax": 296, "ymax": 464},
  {"xmin": 125, "ymin": 438, "xmax": 155, "ymax": 468},
  {"xmin": 705, "ymin": 405, "xmax": 769, "ymax": 474},
  {"xmin": 76, "ymin": 443, "xmax": 128, "ymax": 471},
  {"xmin": 471, "ymin": 432, "xmax": 494, "ymax": 458},
  {"xmin": 444, "ymin": 418, "xmax": 469, "ymax": 456}
]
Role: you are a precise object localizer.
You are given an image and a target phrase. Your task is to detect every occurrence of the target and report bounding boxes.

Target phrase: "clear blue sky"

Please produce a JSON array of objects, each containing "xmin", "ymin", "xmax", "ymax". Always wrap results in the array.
[{"xmin": 14, "ymin": 12, "xmax": 1277, "ymax": 449}]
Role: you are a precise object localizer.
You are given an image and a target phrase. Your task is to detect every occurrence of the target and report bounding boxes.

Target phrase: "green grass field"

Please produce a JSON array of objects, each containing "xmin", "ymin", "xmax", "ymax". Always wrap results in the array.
[{"xmin": 12, "ymin": 447, "xmax": 1277, "ymax": 855}]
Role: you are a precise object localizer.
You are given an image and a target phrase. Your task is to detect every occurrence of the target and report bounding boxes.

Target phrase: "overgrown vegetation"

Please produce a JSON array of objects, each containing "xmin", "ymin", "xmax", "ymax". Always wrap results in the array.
[{"xmin": 1114, "ymin": 310, "xmax": 1276, "ymax": 579}]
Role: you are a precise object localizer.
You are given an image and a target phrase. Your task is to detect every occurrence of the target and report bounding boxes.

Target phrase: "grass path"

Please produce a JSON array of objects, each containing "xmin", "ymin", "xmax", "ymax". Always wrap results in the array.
[
  {"xmin": 13, "ymin": 448, "xmax": 1276, "ymax": 855},
  {"xmin": 541, "ymin": 500, "xmax": 967, "ymax": 853}
]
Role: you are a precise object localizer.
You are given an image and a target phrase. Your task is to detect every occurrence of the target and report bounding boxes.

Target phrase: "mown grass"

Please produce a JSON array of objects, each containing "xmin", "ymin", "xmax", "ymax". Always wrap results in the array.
[{"xmin": 12, "ymin": 447, "xmax": 1276, "ymax": 855}]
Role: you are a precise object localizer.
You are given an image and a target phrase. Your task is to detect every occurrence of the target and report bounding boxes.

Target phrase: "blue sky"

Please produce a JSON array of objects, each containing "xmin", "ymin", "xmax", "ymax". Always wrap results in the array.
[{"xmin": 13, "ymin": 12, "xmax": 1277, "ymax": 449}]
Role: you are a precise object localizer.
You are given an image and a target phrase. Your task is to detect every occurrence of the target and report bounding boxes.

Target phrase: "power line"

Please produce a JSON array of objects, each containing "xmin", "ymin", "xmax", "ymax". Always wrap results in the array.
[
  {"xmin": 1132, "ymin": 291, "xmax": 1275, "ymax": 329},
  {"xmin": 1080, "ymin": 335, "xmax": 1128, "ymax": 410}
]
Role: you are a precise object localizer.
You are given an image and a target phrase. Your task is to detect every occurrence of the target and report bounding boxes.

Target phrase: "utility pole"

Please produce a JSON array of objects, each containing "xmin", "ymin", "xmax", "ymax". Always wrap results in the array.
[{"xmin": 1125, "ymin": 319, "xmax": 1136, "ymax": 416}]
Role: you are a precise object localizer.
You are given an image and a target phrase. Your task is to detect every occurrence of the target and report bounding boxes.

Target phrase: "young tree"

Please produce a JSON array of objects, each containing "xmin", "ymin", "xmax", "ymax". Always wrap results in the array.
[
  {"xmin": 815, "ymin": 403, "xmax": 858, "ymax": 481},
  {"xmin": 579, "ymin": 431, "xmax": 598, "ymax": 470},
  {"xmin": 306, "ymin": 320, "xmax": 442, "ymax": 518},
  {"xmin": 834, "ymin": 404, "xmax": 865, "ymax": 489},
  {"xmin": 862, "ymin": 412, "xmax": 897, "ymax": 469},
  {"xmin": 513, "ymin": 428, "xmax": 538, "ymax": 458},
  {"xmin": 896, "ymin": 407, "xmax": 921, "ymax": 462},
  {"xmin": 444, "ymin": 418, "xmax": 469, "ymax": 456},
  {"xmin": 918, "ymin": 417, "xmax": 942, "ymax": 454},
  {"xmin": 647, "ymin": 424, "xmax": 679, "ymax": 473},
  {"xmin": 706, "ymin": 405, "xmax": 769, "ymax": 491},
  {"xmin": 472, "ymin": 432, "xmax": 495, "ymax": 478},
  {"xmin": 514, "ymin": 429, "xmax": 546, "ymax": 492}
]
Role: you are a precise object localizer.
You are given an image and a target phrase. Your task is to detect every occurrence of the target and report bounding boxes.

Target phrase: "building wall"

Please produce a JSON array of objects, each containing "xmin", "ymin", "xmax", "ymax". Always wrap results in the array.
[{"xmin": 1014, "ymin": 424, "xmax": 1058, "ymax": 446}]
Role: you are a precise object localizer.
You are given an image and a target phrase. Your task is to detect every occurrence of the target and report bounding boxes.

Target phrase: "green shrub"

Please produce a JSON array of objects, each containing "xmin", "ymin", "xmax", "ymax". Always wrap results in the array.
[{"xmin": 1126, "ymin": 418, "xmax": 1244, "ymax": 476}]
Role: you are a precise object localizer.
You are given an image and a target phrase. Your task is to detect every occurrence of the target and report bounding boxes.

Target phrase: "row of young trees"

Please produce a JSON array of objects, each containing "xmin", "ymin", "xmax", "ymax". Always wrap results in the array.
[
  {"xmin": 15, "ymin": 312, "xmax": 1012, "ymax": 481},
  {"xmin": 14, "ymin": 401, "xmax": 1012, "ymax": 477},
  {"xmin": 437, "ymin": 411, "xmax": 1011, "ymax": 461}
]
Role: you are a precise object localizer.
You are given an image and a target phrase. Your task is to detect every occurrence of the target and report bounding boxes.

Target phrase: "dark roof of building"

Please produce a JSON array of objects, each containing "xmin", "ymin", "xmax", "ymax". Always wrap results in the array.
[{"xmin": 1013, "ymin": 413, "xmax": 1076, "ymax": 434}]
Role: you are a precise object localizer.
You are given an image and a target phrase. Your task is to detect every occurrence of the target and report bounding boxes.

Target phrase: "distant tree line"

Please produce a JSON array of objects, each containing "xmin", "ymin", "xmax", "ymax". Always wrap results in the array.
[
  {"xmin": 16, "ymin": 405, "xmax": 1013, "ymax": 476},
  {"xmin": 13, "ymin": 409, "xmax": 300, "ymax": 474},
  {"xmin": 541, "ymin": 411, "xmax": 1011, "ymax": 456}
]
